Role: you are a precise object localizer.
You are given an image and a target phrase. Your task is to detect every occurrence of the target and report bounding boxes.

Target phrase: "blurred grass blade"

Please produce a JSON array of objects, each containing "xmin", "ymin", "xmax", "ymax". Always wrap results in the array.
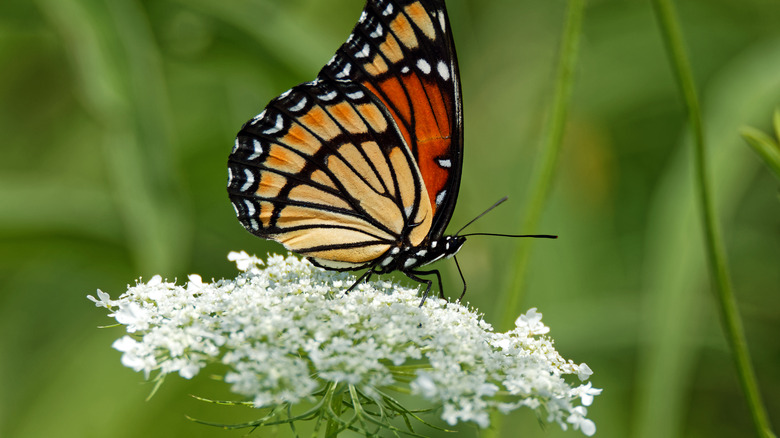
[
  {"xmin": 496, "ymin": 0, "xmax": 585, "ymax": 331},
  {"xmin": 775, "ymin": 108, "xmax": 780, "ymax": 142},
  {"xmin": 169, "ymin": 0, "xmax": 336, "ymax": 76},
  {"xmin": 650, "ymin": 1, "xmax": 776, "ymax": 437},
  {"xmin": 740, "ymin": 114, "xmax": 780, "ymax": 181},
  {"xmin": 637, "ymin": 36, "xmax": 780, "ymax": 438},
  {"xmin": 489, "ymin": 0, "xmax": 586, "ymax": 436},
  {"xmin": 36, "ymin": 0, "xmax": 189, "ymax": 274}
]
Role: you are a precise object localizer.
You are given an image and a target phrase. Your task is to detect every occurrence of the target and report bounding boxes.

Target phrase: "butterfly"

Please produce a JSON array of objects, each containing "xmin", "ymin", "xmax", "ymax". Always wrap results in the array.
[{"xmin": 228, "ymin": 0, "xmax": 474, "ymax": 302}]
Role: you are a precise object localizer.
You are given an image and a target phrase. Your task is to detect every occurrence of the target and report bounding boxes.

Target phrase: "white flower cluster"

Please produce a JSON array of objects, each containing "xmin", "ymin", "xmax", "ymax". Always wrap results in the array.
[{"xmin": 89, "ymin": 251, "xmax": 600, "ymax": 435}]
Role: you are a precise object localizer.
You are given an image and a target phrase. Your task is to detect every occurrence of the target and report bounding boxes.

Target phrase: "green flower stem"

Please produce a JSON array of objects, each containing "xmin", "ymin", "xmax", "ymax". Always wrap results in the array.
[
  {"xmin": 325, "ymin": 383, "xmax": 345, "ymax": 437},
  {"xmin": 497, "ymin": 0, "xmax": 585, "ymax": 331},
  {"xmin": 651, "ymin": 1, "xmax": 776, "ymax": 437}
]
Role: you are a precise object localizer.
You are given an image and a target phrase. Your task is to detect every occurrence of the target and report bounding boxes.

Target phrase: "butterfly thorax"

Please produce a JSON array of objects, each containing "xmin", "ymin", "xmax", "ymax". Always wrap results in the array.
[{"xmin": 373, "ymin": 235, "xmax": 466, "ymax": 274}]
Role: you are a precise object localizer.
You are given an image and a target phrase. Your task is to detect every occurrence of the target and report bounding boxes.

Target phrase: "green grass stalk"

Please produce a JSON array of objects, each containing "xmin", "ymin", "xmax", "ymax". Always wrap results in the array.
[
  {"xmin": 650, "ymin": 1, "xmax": 776, "ymax": 436},
  {"xmin": 496, "ymin": 0, "xmax": 585, "ymax": 331},
  {"xmin": 490, "ymin": 1, "xmax": 586, "ymax": 436}
]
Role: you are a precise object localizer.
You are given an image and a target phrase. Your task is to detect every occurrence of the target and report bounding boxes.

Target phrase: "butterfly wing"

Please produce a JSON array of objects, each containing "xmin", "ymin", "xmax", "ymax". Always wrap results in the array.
[
  {"xmin": 318, "ymin": 0, "xmax": 463, "ymax": 240},
  {"xmin": 228, "ymin": 78, "xmax": 433, "ymax": 270}
]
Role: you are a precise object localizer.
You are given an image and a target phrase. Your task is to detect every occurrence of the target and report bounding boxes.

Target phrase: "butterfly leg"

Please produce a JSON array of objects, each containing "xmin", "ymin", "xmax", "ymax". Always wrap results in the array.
[
  {"xmin": 346, "ymin": 268, "xmax": 375, "ymax": 294},
  {"xmin": 405, "ymin": 271, "xmax": 433, "ymax": 307},
  {"xmin": 454, "ymin": 256, "xmax": 467, "ymax": 303},
  {"xmin": 406, "ymin": 269, "xmax": 444, "ymax": 306}
]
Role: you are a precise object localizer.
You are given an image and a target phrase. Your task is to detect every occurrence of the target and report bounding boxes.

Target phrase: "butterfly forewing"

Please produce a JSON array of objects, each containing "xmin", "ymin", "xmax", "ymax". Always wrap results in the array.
[
  {"xmin": 228, "ymin": 78, "xmax": 433, "ymax": 268},
  {"xmin": 318, "ymin": 0, "xmax": 463, "ymax": 240}
]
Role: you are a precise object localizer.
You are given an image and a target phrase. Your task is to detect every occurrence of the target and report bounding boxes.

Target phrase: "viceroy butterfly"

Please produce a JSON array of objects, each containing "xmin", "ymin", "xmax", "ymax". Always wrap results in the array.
[{"xmin": 227, "ymin": 0, "xmax": 553, "ymax": 303}]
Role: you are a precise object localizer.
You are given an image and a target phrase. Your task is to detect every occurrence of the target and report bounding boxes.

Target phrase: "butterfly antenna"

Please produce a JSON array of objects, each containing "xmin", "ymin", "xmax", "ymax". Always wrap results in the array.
[
  {"xmin": 455, "ymin": 196, "xmax": 510, "ymax": 235},
  {"xmin": 455, "ymin": 196, "xmax": 558, "ymax": 239},
  {"xmin": 460, "ymin": 232, "xmax": 558, "ymax": 239}
]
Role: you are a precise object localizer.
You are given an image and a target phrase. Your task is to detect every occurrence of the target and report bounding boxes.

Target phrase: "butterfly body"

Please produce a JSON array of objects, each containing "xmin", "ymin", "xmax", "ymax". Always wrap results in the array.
[
  {"xmin": 314, "ymin": 234, "xmax": 467, "ymax": 275},
  {"xmin": 228, "ymin": 0, "xmax": 464, "ymax": 300}
]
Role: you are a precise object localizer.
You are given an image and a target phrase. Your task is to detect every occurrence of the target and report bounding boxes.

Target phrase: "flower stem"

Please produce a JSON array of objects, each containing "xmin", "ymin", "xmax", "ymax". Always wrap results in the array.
[
  {"xmin": 497, "ymin": 0, "xmax": 585, "ymax": 331},
  {"xmin": 325, "ymin": 383, "xmax": 344, "ymax": 437},
  {"xmin": 650, "ymin": 1, "xmax": 776, "ymax": 437}
]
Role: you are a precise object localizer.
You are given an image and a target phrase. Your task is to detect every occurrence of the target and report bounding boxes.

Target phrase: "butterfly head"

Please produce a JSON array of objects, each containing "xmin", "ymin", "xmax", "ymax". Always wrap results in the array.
[
  {"xmin": 427, "ymin": 235, "xmax": 467, "ymax": 263},
  {"xmin": 372, "ymin": 235, "xmax": 465, "ymax": 275}
]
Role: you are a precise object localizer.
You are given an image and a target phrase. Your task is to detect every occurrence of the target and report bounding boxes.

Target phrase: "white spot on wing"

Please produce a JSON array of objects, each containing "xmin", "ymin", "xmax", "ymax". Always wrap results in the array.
[
  {"xmin": 370, "ymin": 24, "xmax": 383, "ymax": 38},
  {"xmin": 382, "ymin": 3, "xmax": 393, "ymax": 16},
  {"xmin": 401, "ymin": 66, "xmax": 410, "ymax": 74},
  {"xmin": 243, "ymin": 199, "xmax": 256, "ymax": 216},
  {"xmin": 359, "ymin": 11, "xmax": 367, "ymax": 23},
  {"xmin": 335, "ymin": 62, "xmax": 352, "ymax": 79},
  {"xmin": 248, "ymin": 139, "xmax": 263, "ymax": 160},
  {"xmin": 346, "ymin": 90, "xmax": 364, "ymax": 100},
  {"xmin": 355, "ymin": 43, "xmax": 371, "ymax": 58},
  {"xmin": 232, "ymin": 138, "xmax": 239, "ymax": 153},
  {"xmin": 435, "ymin": 189, "xmax": 447, "ymax": 206},
  {"xmin": 263, "ymin": 114, "xmax": 284, "ymax": 135},
  {"xmin": 320, "ymin": 90, "xmax": 338, "ymax": 101},
  {"xmin": 251, "ymin": 110, "xmax": 266, "ymax": 123},
  {"xmin": 240, "ymin": 169, "xmax": 255, "ymax": 192},
  {"xmin": 417, "ymin": 59, "xmax": 431, "ymax": 74},
  {"xmin": 381, "ymin": 256, "xmax": 393, "ymax": 266},
  {"xmin": 231, "ymin": 201, "xmax": 239, "ymax": 215},
  {"xmin": 249, "ymin": 218, "xmax": 259, "ymax": 231},
  {"xmin": 437, "ymin": 61, "xmax": 450, "ymax": 81},
  {"xmin": 289, "ymin": 96, "xmax": 307, "ymax": 112},
  {"xmin": 437, "ymin": 158, "xmax": 451, "ymax": 168},
  {"xmin": 403, "ymin": 258, "xmax": 417, "ymax": 268},
  {"xmin": 279, "ymin": 89, "xmax": 292, "ymax": 99},
  {"xmin": 438, "ymin": 10, "xmax": 446, "ymax": 32}
]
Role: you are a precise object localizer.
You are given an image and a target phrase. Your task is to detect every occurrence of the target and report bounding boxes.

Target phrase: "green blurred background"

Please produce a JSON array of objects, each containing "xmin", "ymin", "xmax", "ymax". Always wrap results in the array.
[{"xmin": 1, "ymin": 0, "xmax": 778, "ymax": 436}]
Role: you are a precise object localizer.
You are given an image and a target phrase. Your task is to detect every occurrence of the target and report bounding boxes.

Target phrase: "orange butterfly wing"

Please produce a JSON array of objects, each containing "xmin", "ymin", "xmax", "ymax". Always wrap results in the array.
[
  {"xmin": 319, "ymin": 0, "xmax": 463, "ymax": 239},
  {"xmin": 228, "ymin": 79, "xmax": 433, "ymax": 269},
  {"xmin": 228, "ymin": 0, "xmax": 463, "ymax": 272}
]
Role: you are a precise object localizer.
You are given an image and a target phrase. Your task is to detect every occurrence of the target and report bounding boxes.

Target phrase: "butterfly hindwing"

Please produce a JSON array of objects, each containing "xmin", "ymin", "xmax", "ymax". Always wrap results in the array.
[
  {"xmin": 228, "ymin": 78, "xmax": 433, "ymax": 268},
  {"xmin": 319, "ymin": 0, "xmax": 463, "ymax": 240}
]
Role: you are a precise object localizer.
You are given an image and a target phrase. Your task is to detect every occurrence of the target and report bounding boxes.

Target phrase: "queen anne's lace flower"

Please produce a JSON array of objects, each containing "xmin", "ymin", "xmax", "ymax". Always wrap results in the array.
[{"xmin": 89, "ymin": 252, "xmax": 601, "ymax": 435}]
